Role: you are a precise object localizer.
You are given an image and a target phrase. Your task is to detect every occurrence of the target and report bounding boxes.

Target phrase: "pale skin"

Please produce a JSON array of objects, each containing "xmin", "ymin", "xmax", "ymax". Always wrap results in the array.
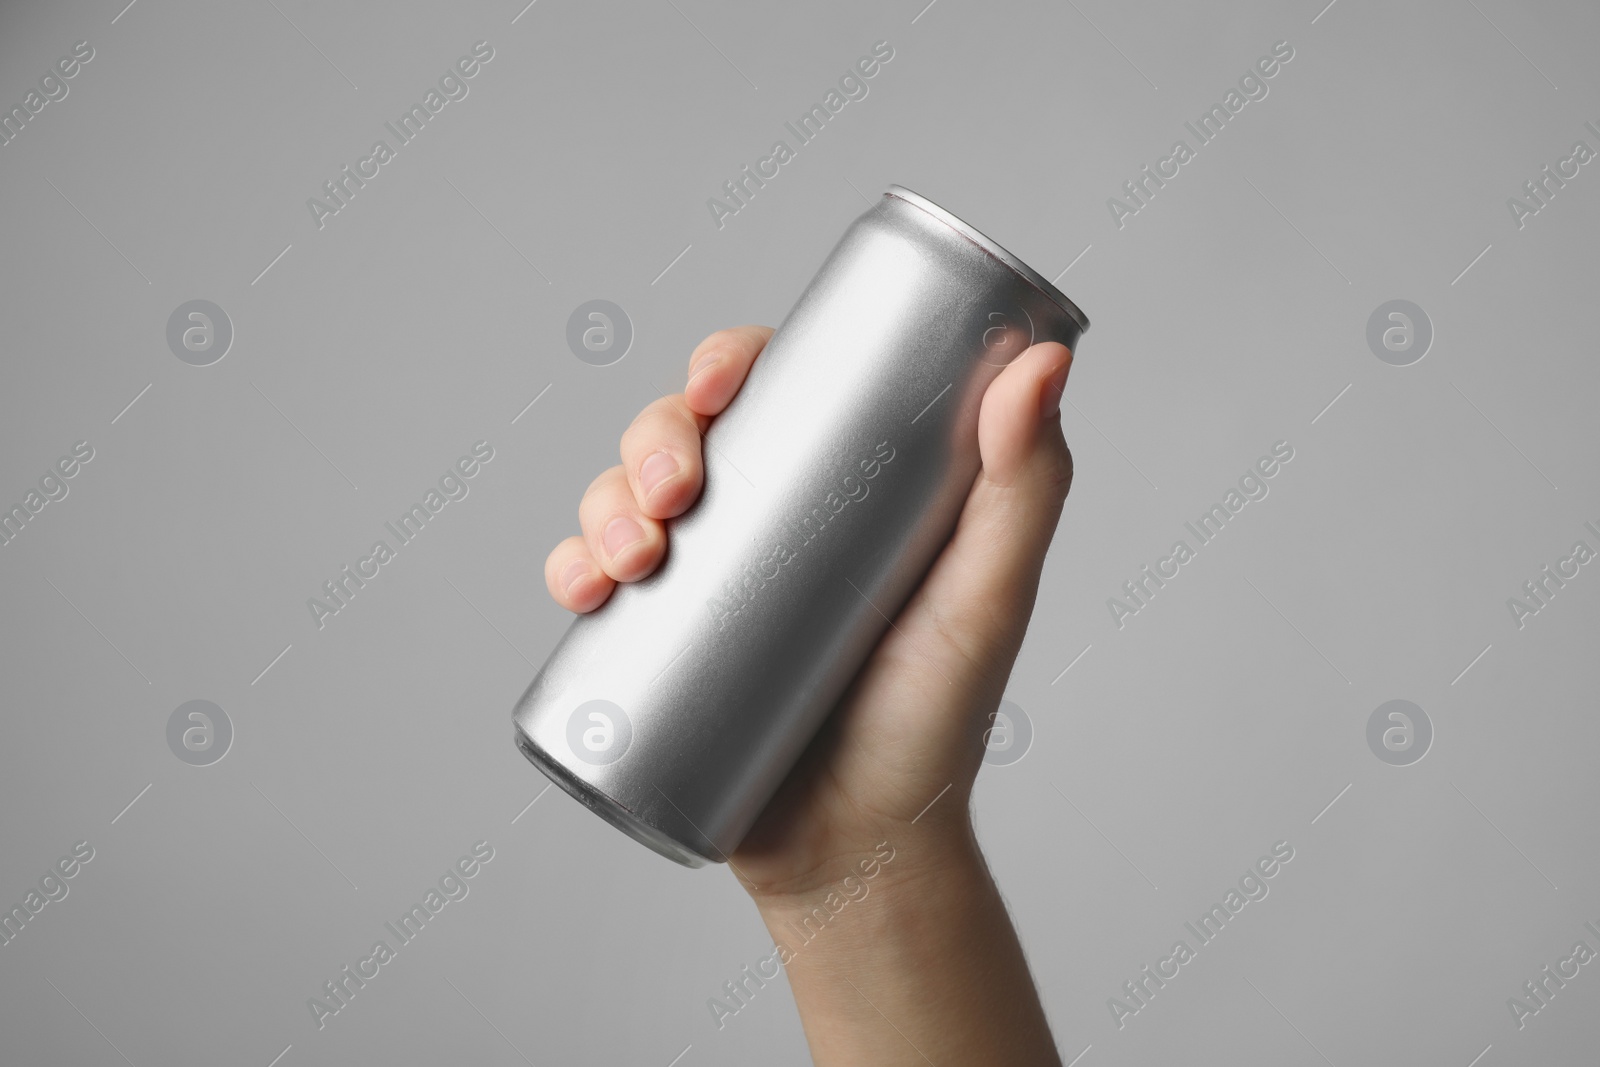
[{"xmin": 545, "ymin": 325, "xmax": 1075, "ymax": 1066}]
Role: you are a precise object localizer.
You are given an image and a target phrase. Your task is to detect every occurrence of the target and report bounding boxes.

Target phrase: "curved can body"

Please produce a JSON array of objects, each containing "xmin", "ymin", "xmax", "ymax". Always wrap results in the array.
[{"xmin": 512, "ymin": 185, "xmax": 1089, "ymax": 866}]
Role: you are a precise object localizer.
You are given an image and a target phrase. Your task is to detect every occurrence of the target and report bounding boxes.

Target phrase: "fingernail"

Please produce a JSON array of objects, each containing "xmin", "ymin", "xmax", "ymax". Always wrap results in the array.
[
  {"xmin": 603, "ymin": 516, "xmax": 645, "ymax": 559},
  {"xmin": 639, "ymin": 450, "xmax": 678, "ymax": 500},
  {"xmin": 1039, "ymin": 354, "xmax": 1072, "ymax": 419},
  {"xmin": 559, "ymin": 559, "xmax": 589, "ymax": 595},
  {"xmin": 687, "ymin": 356, "xmax": 720, "ymax": 390}
]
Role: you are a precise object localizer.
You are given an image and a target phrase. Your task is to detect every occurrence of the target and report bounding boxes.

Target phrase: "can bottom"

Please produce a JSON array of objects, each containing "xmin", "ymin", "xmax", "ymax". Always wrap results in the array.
[{"xmin": 513, "ymin": 730, "xmax": 719, "ymax": 869}]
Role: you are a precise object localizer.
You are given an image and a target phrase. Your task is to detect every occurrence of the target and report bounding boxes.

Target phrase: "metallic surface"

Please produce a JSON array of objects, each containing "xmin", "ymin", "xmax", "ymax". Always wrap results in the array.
[{"xmin": 512, "ymin": 186, "xmax": 1089, "ymax": 866}]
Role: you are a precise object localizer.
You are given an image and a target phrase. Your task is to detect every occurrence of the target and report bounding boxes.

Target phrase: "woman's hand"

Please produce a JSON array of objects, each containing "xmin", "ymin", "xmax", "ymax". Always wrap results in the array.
[{"xmin": 545, "ymin": 324, "xmax": 1076, "ymax": 1065}]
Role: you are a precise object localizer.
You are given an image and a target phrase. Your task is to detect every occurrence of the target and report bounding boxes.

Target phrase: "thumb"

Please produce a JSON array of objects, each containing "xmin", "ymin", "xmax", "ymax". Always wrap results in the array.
[{"xmin": 899, "ymin": 340, "xmax": 1075, "ymax": 692}]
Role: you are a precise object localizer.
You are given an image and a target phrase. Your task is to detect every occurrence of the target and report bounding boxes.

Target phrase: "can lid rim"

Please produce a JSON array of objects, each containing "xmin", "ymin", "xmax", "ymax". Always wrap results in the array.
[{"xmin": 883, "ymin": 184, "xmax": 1090, "ymax": 334}]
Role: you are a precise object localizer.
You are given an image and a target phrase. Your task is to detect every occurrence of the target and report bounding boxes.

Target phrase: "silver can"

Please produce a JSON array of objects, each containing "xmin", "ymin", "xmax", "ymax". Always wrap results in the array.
[{"xmin": 513, "ymin": 185, "xmax": 1089, "ymax": 866}]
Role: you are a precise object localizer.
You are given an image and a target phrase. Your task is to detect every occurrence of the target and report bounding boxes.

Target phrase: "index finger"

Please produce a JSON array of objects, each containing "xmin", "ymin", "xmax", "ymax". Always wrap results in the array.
[{"xmin": 683, "ymin": 325, "xmax": 774, "ymax": 417}]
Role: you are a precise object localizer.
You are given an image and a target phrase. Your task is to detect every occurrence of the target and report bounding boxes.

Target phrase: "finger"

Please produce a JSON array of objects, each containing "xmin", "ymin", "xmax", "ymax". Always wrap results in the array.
[
  {"xmin": 683, "ymin": 325, "xmax": 774, "ymax": 417},
  {"xmin": 544, "ymin": 534, "xmax": 614, "ymax": 613},
  {"xmin": 578, "ymin": 465, "xmax": 667, "ymax": 582},
  {"xmin": 896, "ymin": 341, "xmax": 1076, "ymax": 682},
  {"xmin": 620, "ymin": 393, "xmax": 708, "ymax": 520}
]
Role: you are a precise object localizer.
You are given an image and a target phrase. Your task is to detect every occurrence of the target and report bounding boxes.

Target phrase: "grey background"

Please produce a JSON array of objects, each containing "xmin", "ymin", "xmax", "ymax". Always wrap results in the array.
[{"xmin": 2, "ymin": 0, "xmax": 1597, "ymax": 1064}]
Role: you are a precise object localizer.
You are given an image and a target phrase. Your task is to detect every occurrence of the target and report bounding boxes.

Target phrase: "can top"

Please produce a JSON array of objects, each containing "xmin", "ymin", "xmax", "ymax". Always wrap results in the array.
[{"xmin": 884, "ymin": 185, "xmax": 1090, "ymax": 335}]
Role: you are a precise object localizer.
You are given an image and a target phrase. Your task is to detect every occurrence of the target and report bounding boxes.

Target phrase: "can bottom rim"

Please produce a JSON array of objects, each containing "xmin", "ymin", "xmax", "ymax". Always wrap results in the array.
[{"xmin": 513, "ymin": 730, "xmax": 719, "ymax": 869}]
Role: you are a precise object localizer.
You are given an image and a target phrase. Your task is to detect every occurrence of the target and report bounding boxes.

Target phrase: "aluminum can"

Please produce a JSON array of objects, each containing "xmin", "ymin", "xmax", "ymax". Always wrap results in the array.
[{"xmin": 513, "ymin": 185, "xmax": 1089, "ymax": 866}]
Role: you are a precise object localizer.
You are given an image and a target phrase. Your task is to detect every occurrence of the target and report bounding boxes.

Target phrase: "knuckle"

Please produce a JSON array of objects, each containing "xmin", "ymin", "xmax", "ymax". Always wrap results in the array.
[
  {"xmin": 691, "ymin": 332, "xmax": 739, "ymax": 369},
  {"xmin": 692, "ymin": 325, "xmax": 767, "ymax": 370},
  {"xmin": 626, "ymin": 396, "xmax": 692, "ymax": 443},
  {"xmin": 623, "ymin": 400, "xmax": 656, "ymax": 436},
  {"xmin": 581, "ymin": 466, "xmax": 628, "ymax": 509},
  {"xmin": 703, "ymin": 326, "xmax": 749, "ymax": 353},
  {"xmin": 618, "ymin": 416, "xmax": 651, "ymax": 458}
]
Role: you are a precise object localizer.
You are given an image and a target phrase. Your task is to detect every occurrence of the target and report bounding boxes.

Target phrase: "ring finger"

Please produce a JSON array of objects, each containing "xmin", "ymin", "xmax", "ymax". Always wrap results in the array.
[{"xmin": 578, "ymin": 464, "xmax": 666, "ymax": 583}]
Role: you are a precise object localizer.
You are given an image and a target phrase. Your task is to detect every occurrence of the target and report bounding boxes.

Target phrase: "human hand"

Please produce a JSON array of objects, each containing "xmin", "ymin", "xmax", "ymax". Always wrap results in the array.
[
  {"xmin": 545, "ymin": 324, "xmax": 1075, "ymax": 1064},
  {"xmin": 543, "ymin": 324, "xmax": 1075, "ymax": 894}
]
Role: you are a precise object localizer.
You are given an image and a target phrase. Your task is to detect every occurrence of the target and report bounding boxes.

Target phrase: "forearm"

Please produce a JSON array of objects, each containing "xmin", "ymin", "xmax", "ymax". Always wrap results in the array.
[{"xmin": 751, "ymin": 825, "xmax": 1062, "ymax": 1067}]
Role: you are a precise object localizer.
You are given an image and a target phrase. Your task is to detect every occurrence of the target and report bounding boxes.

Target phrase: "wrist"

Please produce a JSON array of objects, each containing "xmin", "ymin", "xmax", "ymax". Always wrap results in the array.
[
  {"xmin": 742, "ymin": 833, "xmax": 1062, "ymax": 1067},
  {"xmin": 745, "ymin": 816, "xmax": 989, "ymax": 937},
  {"xmin": 739, "ymin": 806, "xmax": 985, "ymax": 915}
]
